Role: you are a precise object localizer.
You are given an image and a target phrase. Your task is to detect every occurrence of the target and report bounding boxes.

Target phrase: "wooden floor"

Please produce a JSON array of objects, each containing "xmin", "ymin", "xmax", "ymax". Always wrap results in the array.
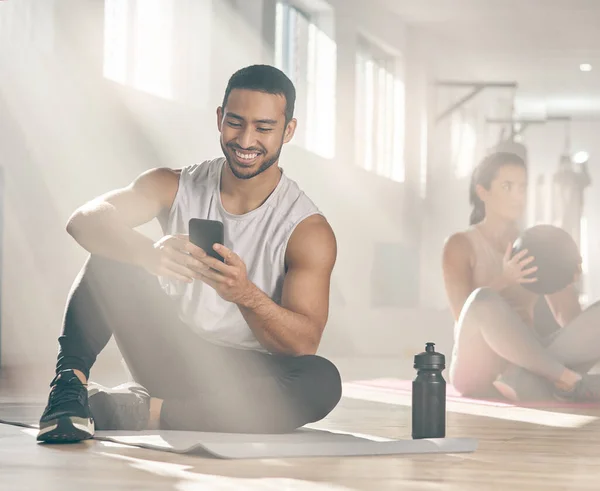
[{"xmin": 1, "ymin": 359, "xmax": 600, "ymax": 490}]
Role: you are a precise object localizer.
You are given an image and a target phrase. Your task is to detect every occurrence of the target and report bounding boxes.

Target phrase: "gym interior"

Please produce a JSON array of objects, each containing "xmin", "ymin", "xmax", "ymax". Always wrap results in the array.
[{"xmin": 1, "ymin": 0, "xmax": 600, "ymax": 489}]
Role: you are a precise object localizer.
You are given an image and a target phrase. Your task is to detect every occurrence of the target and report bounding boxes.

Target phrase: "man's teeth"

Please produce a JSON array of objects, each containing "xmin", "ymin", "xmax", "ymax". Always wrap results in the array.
[{"xmin": 235, "ymin": 150, "xmax": 258, "ymax": 160}]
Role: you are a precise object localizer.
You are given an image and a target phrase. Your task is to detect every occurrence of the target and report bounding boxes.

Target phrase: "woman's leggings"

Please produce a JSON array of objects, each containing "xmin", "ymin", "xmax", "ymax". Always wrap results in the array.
[{"xmin": 450, "ymin": 287, "xmax": 600, "ymax": 396}]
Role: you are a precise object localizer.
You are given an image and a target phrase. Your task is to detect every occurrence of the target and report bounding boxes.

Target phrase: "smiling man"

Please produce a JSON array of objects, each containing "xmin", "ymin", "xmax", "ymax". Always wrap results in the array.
[{"xmin": 37, "ymin": 65, "xmax": 341, "ymax": 443}]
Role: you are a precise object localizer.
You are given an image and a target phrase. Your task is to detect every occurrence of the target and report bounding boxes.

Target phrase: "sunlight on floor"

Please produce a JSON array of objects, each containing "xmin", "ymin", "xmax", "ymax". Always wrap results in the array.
[
  {"xmin": 342, "ymin": 383, "xmax": 599, "ymax": 429},
  {"xmin": 101, "ymin": 452, "xmax": 353, "ymax": 490}
]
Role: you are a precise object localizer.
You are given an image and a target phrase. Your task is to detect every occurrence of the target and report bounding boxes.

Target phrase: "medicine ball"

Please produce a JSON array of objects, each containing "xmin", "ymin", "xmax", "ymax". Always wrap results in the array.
[{"xmin": 511, "ymin": 225, "xmax": 581, "ymax": 295}]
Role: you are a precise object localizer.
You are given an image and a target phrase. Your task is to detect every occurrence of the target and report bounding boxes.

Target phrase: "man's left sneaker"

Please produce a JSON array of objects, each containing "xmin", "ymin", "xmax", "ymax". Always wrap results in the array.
[
  {"xmin": 37, "ymin": 369, "xmax": 95, "ymax": 443},
  {"xmin": 87, "ymin": 382, "xmax": 151, "ymax": 431}
]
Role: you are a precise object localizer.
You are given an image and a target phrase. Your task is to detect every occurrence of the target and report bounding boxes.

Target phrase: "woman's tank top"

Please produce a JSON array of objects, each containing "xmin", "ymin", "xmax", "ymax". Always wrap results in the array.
[{"xmin": 463, "ymin": 225, "xmax": 539, "ymax": 326}]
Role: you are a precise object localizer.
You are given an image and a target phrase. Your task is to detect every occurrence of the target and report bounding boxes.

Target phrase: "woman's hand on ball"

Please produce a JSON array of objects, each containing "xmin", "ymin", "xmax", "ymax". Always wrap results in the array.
[{"xmin": 502, "ymin": 243, "xmax": 538, "ymax": 285}]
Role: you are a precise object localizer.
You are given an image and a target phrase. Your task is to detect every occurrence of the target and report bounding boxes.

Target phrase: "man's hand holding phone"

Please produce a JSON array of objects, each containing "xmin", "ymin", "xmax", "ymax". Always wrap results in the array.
[
  {"xmin": 141, "ymin": 219, "xmax": 254, "ymax": 304},
  {"xmin": 142, "ymin": 234, "xmax": 208, "ymax": 283},
  {"xmin": 195, "ymin": 243, "xmax": 255, "ymax": 305}
]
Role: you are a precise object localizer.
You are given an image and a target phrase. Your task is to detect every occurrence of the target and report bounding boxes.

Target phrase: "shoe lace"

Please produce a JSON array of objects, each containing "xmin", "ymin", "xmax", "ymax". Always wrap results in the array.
[{"xmin": 49, "ymin": 376, "xmax": 86, "ymax": 408}]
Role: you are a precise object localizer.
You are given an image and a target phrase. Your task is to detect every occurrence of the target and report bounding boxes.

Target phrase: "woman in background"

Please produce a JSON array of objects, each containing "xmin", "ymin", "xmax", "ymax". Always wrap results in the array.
[{"xmin": 442, "ymin": 152, "xmax": 600, "ymax": 402}]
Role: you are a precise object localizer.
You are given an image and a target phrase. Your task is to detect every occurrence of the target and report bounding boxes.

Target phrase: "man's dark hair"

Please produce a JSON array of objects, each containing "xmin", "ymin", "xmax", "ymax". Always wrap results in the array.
[{"xmin": 222, "ymin": 65, "xmax": 296, "ymax": 124}]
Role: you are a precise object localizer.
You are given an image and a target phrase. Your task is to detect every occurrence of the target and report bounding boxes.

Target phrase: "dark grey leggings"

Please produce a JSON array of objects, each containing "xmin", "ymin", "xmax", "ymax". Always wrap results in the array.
[
  {"xmin": 55, "ymin": 255, "xmax": 342, "ymax": 433},
  {"xmin": 450, "ymin": 287, "xmax": 600, "ymax": 397}
]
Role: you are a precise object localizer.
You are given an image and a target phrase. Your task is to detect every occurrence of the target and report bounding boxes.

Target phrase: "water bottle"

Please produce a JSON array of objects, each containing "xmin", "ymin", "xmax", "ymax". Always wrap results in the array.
[{"xmin": 412, "ymin": 342, "xmax": 446, "ymax": 439}]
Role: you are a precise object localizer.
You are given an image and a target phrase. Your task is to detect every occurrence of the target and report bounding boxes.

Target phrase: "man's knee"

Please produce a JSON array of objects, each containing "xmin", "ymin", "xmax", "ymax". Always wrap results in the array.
[{"xmin": 297, "ymin": 355, "xmax": 342, "ymax": 421}]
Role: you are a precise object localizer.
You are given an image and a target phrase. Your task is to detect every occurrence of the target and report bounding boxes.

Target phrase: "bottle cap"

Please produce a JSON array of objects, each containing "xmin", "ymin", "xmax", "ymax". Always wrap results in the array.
[{"xmin": 414, "ymin": 342, "xmax": 445, "ymax": 370}]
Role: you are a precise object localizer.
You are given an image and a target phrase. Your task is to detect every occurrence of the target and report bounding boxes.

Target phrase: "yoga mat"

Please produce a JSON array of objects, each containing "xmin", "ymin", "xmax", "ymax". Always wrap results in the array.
[
  {"xmin": 0, "ymin": 403, "xmax": 478, "ymax": 459},
  {"xmin": 349, "ymin": 378, "xmax": 600, "ymax": 409},
  {"xmin": 93, "ymin": 429, "xmax": 478, "ymax": 458}
]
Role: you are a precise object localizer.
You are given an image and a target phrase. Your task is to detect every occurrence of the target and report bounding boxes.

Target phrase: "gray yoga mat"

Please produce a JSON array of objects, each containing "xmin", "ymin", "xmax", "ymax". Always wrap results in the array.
[
  {"xmin": 0, "ymin": 403, "xmax": 478, "ymax": 459},
  {"xmin": 93, "ymin": 429, "xmax": 478, "ymax": 458}
]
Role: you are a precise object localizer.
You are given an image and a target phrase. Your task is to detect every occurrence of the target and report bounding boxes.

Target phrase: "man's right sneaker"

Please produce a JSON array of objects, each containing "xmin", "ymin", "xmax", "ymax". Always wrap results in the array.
[
  {"xmin": 37, "ymin": 369, "xmax": 95, "ymax": 443},
  {"xmin": 87, "ymin": 382, "xmax": 151, "ymax": 431}
]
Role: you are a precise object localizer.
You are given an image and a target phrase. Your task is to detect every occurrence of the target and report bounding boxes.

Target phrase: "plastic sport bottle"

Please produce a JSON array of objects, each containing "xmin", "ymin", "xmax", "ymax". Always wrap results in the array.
[{"xmin": 412, "ymin": 342, "xmax": 446, "ymax": 439}]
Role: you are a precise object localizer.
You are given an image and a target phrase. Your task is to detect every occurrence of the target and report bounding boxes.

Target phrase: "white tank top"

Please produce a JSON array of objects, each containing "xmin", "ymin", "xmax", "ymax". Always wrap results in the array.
[{"xmin": 158, "ymin": 157, "xmax": 323, "ymax": 351}]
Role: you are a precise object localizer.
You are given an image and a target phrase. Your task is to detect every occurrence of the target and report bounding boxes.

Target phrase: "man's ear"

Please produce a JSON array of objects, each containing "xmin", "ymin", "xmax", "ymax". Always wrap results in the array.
[
  {"xmin": 283, "ymin": 118, "xmax": 297, "ymax": 144},
  {"xmin": 217, "ymin": 107, "xmax": 223, "ymax": 132},
  {"xmin": 572, "ymin": 262, "xmax": 583, "ymax": 284}
]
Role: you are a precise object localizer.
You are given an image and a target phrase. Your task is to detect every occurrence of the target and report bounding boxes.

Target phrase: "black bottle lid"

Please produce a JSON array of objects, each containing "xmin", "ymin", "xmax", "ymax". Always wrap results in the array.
[{"xmin": 414, "ymin": 342, "xmax": 445, "ymax": 370}]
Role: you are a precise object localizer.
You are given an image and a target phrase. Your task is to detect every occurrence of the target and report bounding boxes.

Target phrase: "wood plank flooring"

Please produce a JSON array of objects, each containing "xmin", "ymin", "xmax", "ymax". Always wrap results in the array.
[{"xmin": 1, "ymin": 360, "xmax": 599, "ymax": 490}]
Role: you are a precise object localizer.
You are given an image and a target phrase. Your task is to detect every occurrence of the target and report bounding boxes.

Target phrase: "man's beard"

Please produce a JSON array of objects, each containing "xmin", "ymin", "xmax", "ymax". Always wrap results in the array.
[{"xmin": 221, "ymin": 139, "xmax": 284, "ymax": 180}]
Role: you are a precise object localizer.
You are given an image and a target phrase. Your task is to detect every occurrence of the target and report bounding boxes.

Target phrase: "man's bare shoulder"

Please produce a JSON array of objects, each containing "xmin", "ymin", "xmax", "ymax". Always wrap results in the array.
[
  {"xmin": 132, "ymin": 167, "xmax": 181, "ymax": 191},
  {"xmin": 286, "ymin": 215, "xmax": 337, "ymax": 269}
]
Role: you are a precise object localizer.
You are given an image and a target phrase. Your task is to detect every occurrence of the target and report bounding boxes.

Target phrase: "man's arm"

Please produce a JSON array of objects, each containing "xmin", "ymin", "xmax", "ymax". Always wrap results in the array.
[
  {"xmin": 66, "ymin": 167, "xmax": 180, "ymax": 266},
  {"xmin": 197, "ymin": 214, "xmax": 337, "ymax": 356},
  {"xmin": 240, "ymin": 215, "xmax": 336, "ymax": 355}
]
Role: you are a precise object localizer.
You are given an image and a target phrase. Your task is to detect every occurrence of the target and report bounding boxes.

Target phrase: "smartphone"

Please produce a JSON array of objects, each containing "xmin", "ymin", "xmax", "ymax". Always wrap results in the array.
[{"xmin": 188, "ymin": 218, "xmax": 225, "ymax": 262}]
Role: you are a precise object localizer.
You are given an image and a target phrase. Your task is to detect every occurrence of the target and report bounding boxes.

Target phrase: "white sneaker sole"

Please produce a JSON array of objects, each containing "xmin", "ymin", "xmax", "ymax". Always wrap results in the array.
[{"xmin": 37, "ymin": 415, "xmax": 95, "ymax": 443}]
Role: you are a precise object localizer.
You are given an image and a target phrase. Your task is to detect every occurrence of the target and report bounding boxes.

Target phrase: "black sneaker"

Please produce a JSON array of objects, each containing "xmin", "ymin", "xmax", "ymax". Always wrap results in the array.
[
  {"xmin": 37, "ymin": 369, "xmax": 95, "ymax": 443},
  {"xmin": 555, "ymin": 373, "xmax": 600, "ymax": 402},
  {"xmin": 88, "ymin": 382, "xmax": 151, "ymax": 431}
]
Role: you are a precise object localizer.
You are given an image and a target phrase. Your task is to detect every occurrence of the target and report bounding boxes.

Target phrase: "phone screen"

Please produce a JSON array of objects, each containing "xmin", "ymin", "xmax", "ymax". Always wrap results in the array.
[{"xmin": 188, "ymin": 218, "xmax": 225, "ymax": 262}]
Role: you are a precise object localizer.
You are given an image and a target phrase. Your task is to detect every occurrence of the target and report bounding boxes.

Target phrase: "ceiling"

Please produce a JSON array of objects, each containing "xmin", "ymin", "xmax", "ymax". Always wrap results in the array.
[{"xmin": 377, "ymin": 0, "xmax": 600, "ymax": 117}]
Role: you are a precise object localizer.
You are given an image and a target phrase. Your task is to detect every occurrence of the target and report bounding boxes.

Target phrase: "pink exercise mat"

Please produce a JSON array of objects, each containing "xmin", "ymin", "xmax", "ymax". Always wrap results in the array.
[{"xmin": 350, "ymin": 378, "xmax": 600, "ymax": 409}]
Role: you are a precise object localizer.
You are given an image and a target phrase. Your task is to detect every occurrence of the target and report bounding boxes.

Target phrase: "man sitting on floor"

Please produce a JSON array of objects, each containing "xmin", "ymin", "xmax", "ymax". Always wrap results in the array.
[{"xmin": 38, "ymin": 64, "xmax": 341, "ymax": 442}]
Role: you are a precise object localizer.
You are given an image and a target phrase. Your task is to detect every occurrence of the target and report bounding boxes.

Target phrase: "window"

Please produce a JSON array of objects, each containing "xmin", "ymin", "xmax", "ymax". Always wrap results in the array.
[
  {"xmin": 275, "ymin": 2, "xmax": 336, "ymax": 159},
  {"xmin": 0, "ymin": 0, "xmax": 54, "ymax": 51},
  {"xmin": 103, "ymin": 0, "xmax": 174, "ymax": 99},
  {"xmin": 451, "ymin": 112, "xmax": 477, "ymax": 178},
  {"xmin": 419, "ymin": 108, "xmax": 429, "ymax": 197},
  {"xmin": 355, "ymin": 37, "xmax": 405, "ymax": 182}
]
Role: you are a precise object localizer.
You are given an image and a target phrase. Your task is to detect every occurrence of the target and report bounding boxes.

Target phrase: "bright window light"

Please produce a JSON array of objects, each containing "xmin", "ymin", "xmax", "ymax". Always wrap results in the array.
[
  {"xmin": 573, "ymin": 151, "xmax": 589, "ymax": 164},
  {"xmin": 355, "ymin": 38, "xmax": 405, "ymax": 182},
  {"xmin": 104, "ymin": 0, "xmax": 174, "ymax": 100},
  {"xmin": 103, "ymin": 0, "xmax": 129, "ymax": 85},
  {"xmin": 133, "ymin": 0, "xmax": 174, "ymax": 99},
  {"xmin": 275, "ymin": 2, "xmax": 337, "ymax": 159}
]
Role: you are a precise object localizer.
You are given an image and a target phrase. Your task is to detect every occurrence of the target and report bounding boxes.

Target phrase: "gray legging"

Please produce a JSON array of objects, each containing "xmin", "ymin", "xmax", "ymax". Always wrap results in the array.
[{"xmin": 450, "ymin": 287, "xmax": 600, "ymax": 397}]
